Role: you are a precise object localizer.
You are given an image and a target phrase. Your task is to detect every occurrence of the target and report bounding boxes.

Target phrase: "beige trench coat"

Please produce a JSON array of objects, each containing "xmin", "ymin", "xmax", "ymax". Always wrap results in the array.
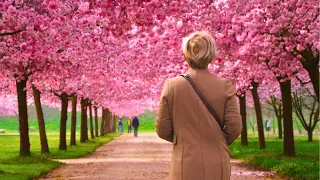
[{"xmin": 156, "ymin": 68, "xmax": 242, "ymax": 180}]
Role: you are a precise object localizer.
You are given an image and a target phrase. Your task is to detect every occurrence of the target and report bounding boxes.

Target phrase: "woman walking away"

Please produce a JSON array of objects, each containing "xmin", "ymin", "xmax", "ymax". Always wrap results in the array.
[
  {"xmin": 118, "ymin": 119, "xmax": 123, "ymax": 132},
  {"xmin": 156, "ymin": 31, "xmax": 242, "ymax": 180},
  {"xmin": 132, "ymin": 116, "xmax": 139, "ymax": 137},
  {"xmin": 127, "ymin": 117, "xmax": 132, "ymax": 133}
]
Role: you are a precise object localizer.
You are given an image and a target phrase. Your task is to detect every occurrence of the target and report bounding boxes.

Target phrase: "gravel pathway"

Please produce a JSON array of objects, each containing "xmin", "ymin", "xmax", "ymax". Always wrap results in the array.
[{"xmin": 38, "ymin": 133, "xmax": 283, "ymax": 180}]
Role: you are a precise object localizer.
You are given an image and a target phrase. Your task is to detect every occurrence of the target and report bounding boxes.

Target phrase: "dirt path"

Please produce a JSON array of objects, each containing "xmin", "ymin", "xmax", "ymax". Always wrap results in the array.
[{"xmin": 39, "ymin": 133, "xmax": 282, "ymax": 180}]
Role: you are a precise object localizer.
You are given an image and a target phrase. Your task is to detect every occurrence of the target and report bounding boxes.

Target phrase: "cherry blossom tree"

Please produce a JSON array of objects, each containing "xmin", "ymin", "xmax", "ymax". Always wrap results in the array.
[{"xmin": 1, "ymin": 0, "xmax": 318, "ymax": 157}]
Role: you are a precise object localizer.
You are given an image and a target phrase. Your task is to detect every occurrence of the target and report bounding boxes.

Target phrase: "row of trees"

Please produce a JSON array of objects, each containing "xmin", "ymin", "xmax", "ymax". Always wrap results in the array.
[
  {"xmin": 0, "ymin": 0, "xmax": 318, "ymax": 157},
  {"xmin": 25, "ymin": 87, "xmax": 118, "ymax": 155},
  {"xmin": 209, "ymin": 0, "xmax": 319, "ymax": 157},
  {"xmin": 239, "ymin": 86, "xmax": 318, "ymax": 144}
]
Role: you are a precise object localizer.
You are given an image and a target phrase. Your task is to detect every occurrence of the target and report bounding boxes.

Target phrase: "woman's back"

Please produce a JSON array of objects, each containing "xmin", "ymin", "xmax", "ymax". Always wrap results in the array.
[
  {"xmin": 156, "ymin": 31, "xmax": 242, "ymax": 180},
  {"xmin": 156, "ymin": 68, "xmax": 241, "ymax": 180}
]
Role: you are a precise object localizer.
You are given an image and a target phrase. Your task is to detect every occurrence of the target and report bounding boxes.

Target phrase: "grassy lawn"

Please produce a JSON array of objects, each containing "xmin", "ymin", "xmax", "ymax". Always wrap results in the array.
[
  {"xmin": 229, "ymin": 135, "xmax": 319, "ymax": 180},
  {"xmin": 1, "ymin": 114, "xmax": 319, "ymax": 180},
  {"xmin": 0, "ymin": 114, "xmax": 81, "ymax": 132},
  {"xmin": 0, "ymin": 132, "xmax": 122, "ymax": 180}
]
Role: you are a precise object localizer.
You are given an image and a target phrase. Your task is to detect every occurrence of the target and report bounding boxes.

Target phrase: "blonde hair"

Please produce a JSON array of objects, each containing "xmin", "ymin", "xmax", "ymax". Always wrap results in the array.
[{"xmin": 182, "ymin": 31, "xmax": 217, "ymax": 69}]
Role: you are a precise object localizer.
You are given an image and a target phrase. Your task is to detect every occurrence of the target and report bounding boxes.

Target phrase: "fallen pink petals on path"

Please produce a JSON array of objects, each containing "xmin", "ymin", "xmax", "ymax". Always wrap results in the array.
[{"xmin": 38, "ymin": 133, "xmax": 283, "ymax": 180}]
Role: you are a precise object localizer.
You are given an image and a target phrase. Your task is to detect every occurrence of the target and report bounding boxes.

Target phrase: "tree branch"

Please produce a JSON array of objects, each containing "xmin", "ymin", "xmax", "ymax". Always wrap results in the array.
[
  {"xmin": 295, "ymin": 75, "xmax": 311, "ymax": 85},
  {"xmin": 0, "ymin": 29, "xmax": 24, "ymax": 36}
]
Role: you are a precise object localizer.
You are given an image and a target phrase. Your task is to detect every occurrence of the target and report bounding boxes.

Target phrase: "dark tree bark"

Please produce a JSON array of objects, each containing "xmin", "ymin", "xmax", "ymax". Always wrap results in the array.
[
  {"xmin": 16, "ymin": 78, "xmax": 31, "ymax": 156},
  {"xmin": 277, "ymin": 111, "xmax": 283, "ymax": 139},
  {"xmin": 238, "ymin": 94, "xmax": 248, "ymax": 146},
  {"xmin": 110, "ymin": 114, "xmax": 114, "ymax": 132},
  {"xmin": 306, "ymin": 63, "xmax": 319, "ymax": 101},
  {"xmin": 59, "ymin": 93, "xmax": 69, "ymax": 150},
  {"xmin": 100, "ymin": 107, "xmax": 105, "ymax": 136},
  {"xmin": 32, "ymin": 85, "xmax": 49, "ymax": 154},
  {"xmin": 84, "ymin": 100, "xmax": 89, "ymax": 141},
  {"xmin": 308, "ymin": 131, "xmax": 313, "ymax": 141},
  {"xmin": 108, "ymin": 113, "xmax": 112, "ymax": 133},
  {"xmin": 113, "ymin": 115, "xmax": 116, "ymax": 132},
  {"xmin": 104, "ymin": 109, "xmax": 109, "ymax": 134},
  {"xmin": 280, "ymin": 80, "xmax": 295, "ymax": 156},
  {"xmin": 111, "ymin": 114, "xmax": 115, "ymax": 132},
  {"xmin": 297, "ymin": 47, "xmax": 319, "ymax": 100},
  {"xmin": 251, "ymin": 82, "xmax": 266, "ymax": 149},
  {"xmin": 111, "ymin": 114, "xmax": 114, "ymax": 132},
  {"xmin": 94, "ymin": 106, "xmax": 99, "ymax": 137},
  {"xmin": 89, "ymin": 103, "xmax": 94, "ymax": 139},
  {"xmin": 265, "ymin": 60, "xmax": 295, "ymax": 156},
  {"xmin": 266, "ymin": 96, "xmax": 283, "ymax": 139},
  {"xmin": 108, "ymin": 111, "xmax": 112, "ymax": 133},
  {"xmin": 70, "ymin": 95, "xmax": 77, "ymax": 146},
  {"xmin": 80, "ymin": 98, "xmax": 88, "ymax": 142}
]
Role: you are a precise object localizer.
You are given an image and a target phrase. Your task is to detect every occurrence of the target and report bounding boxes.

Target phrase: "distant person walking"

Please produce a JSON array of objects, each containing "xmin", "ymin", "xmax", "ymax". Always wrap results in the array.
[
  {"xmin": 265, "ymin": 119, "xmax": 271, "ymax": 137},
  {"xmin": 132, "ymin": 116, "xmax": 139, "ymax": 137},
  {"xmin": 127, "ymin": 117, "xmax": 132, "ymax": 133},
  {"xmin": 118, "ymin": 119, "xmax": 123, "ymax": 132}
]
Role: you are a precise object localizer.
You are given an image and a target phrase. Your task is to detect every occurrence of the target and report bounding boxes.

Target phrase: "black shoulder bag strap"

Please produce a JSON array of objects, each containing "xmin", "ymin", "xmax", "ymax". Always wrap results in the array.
[{"xmin": 180, "ymin": 74, "xmax": 226, "ymax": 133}]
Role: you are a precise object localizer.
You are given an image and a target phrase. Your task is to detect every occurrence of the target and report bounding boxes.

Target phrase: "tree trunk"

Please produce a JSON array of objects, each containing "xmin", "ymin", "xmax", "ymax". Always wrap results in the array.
[
  {"xmin": 70, "ymin": 95, "xmax": 77, "ymax": 146},
  {"xmin": 251, "ymin": 82, "xmax": 266, "ymax": 149},
  {"xmin": 108, "ymin": 112, "xmax": 113, "ymax": 133},
  {"xmin": 104, "ymin": 109, "xmax": 109, "ymax": 135},
  {"xmin": 111, "ymin": 114, "xmax": 115, "ymax": 132},
  {"xmin": 59, "ymin": 93, "xmax": 68, "ymax": 150},
  {"xmin": 239, "ymin": 95, "xmax": 248, "ymax": 146},
  {"xmin": 108, "ymin": 111, "xmax": 112, "ymax": 133},
  {"xmin": 277, "ymin": 116, "xmax": 283, "ymax": 139},
  {"xmin": 108, "ymin": 112, "xmax": 112, "ymax": 133},
  {"xmin": 268, "ymin": 96, "xmax": 283, "ymax": 139},
  {"xmin": 94, "ymin": 106, "xmax": 99, "ymax": 137},
  {"xmin": 84, "ymin": 100, "xmax": 88, "ymax": 141},
  {"xmin": 32, "ymin": 85, "xmax": 49, "ymax": 154},
  {"xmin": 100, "ymin": 107, "xmax": 105, "ymax": 136},
  {"xmin": 300, "ymin": 55, "xmax": 319, "ymax": 101},
  {"xmin": 80, "ymin": 98, "xmax": 87, "ymax": 142},
  {"xmin": 89, "ymin": 104, "xmax": 94, "ymax": 139},
  {"xmin": 306, "ymin": 62, "xmax": 319, "ymax": 101},
  {"xmin": 111, "ymin": 114, "xmax": 114, "ymax": 132},
  {"xmin": 308, "ymin": 129, "xmax": 313, "ymax": 142},
  {"xmin": 113, "ymin": 115, "xmax": 116, "ymax": 132},
  {"xmin": 16, "ymin": 78, "xmax": 31, "ymax": 156},
  {"xmin": 280, "ymin": 80, "xmax": 295, "ymax": 156}
]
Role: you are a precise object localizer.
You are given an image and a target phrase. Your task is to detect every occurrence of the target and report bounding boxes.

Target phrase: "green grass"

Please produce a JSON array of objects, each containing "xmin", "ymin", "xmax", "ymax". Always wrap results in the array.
[
  {"xmin": 0, "ymin": 132, "xmax": 122, "ymax": 180},
  {"xmin": 1, "ymin": 113, "xmax": 319, "ymax": 180},
  {"xmin": 0, "ymin": 113, "xmax": 82, "ymax": 132},
  {"xmin": 229, "ymin": 135, "xmax": 320, "ymax": 180}
]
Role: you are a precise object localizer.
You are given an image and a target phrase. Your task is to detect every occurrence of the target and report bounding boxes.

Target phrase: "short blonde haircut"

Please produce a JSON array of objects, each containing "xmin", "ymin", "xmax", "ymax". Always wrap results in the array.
[{"xmin": 182, "ymin": 31, "xmax": 217, "ymax": 69}]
